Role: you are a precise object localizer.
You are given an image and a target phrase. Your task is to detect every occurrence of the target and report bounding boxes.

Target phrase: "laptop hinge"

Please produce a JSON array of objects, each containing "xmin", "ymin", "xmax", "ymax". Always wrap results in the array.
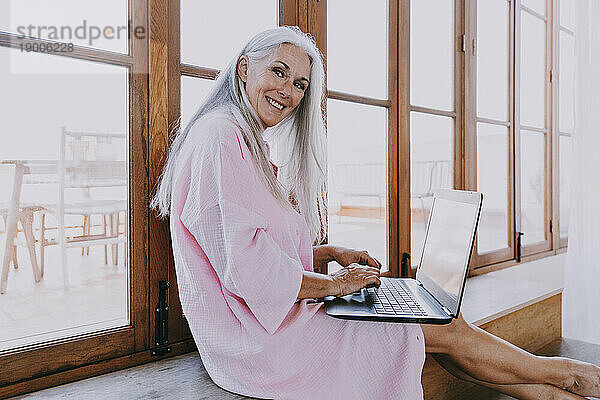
[{"xmin": 418, "ymin": 280, "xmax": 453, "ymax": 317}]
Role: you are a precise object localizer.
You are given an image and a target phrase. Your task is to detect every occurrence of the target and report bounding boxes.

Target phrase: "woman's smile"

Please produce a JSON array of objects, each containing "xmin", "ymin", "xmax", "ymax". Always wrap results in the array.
[{"xmin": 265, "ymin": 96, "xmax": 285, "ymax": 110}]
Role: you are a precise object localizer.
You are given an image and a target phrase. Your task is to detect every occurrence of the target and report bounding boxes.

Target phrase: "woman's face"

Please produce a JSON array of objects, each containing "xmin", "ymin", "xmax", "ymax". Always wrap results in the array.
[{"xmin": 238, "ymin": 43, "xmax": 311, "ymax": 128}]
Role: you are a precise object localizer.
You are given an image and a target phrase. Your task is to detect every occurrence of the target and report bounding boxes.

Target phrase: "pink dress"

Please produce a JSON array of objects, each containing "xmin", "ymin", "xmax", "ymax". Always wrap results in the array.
[{"xmin": 170, "ymin": 107, "xmax": 426, "ymax": 399}]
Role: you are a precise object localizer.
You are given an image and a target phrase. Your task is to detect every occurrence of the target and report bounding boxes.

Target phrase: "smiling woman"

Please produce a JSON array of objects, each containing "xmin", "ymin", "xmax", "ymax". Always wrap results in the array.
[
  {"xmin": 237, "ymin": 43, "xmax": 310, "ymax": 128},
  {"xmin": 149, "ymin": 26, "xmax": 427, "ymax": 399}
]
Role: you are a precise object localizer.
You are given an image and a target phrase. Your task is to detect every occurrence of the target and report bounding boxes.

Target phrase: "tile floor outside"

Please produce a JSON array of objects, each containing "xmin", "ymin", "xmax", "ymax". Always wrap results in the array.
[{"xmin": 0, "ymin": 241, "xmax": 128, "ymax": 352}]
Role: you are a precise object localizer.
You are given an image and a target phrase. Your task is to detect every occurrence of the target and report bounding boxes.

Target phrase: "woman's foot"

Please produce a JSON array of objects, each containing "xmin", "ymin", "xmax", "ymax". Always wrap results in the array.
[{"xmin": 558, "ymin": 357, "xmax": 600, "ymax": 397}]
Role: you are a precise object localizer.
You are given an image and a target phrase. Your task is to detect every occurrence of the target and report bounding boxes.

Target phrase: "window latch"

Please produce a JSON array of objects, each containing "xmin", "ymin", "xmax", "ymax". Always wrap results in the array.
[
  {"xmin": 401, "ymin": 252, "xmax": 411, "ymax": 278},
  {"xmin": 516, "ymin": 232, "xmax": 524, "ymax": 263}
]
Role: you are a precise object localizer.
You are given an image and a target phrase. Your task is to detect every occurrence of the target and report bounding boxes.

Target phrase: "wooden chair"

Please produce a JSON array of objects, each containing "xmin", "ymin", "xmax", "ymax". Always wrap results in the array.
[
  {"xmin": 0, "ymin": 211, "xmax": 20, "ymax": 271},
  {"xmin": 0, "ymin": 164, "xmax": 43, "ymax": 287}
]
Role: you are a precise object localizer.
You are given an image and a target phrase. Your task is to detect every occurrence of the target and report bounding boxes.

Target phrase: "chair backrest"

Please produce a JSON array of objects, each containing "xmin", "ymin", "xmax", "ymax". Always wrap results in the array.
[
  {"xmin": 61, "ymin": 128, "xmax": 127, "ymax": 189},
  {"xmin": 331, "ymin": 161, "xmax": 452, "ymax": 198},
  {"xmin": 411, "ymin": 160, "xmax": 452, "ymax": 197},
  {"xmin": 411, "ymin": 161, "xmax": 436, "ymax": 196},
  {"xmin": 332, "ymin": 163, "xmax": 386, "ymax": 196},
  {"xmin": 430, "ymin": 160, "xmax": 452, "ymax": 192}
]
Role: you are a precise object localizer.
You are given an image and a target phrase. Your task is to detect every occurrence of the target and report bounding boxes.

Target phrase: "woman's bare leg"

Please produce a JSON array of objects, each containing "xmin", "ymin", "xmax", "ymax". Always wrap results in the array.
[
  {"xmin": 432, "ymin": 354, "xmax": 587, "ymax": 400},
  {"xmin": 420, "ymin": 315, "xmax": 600, "ymax": 397}
]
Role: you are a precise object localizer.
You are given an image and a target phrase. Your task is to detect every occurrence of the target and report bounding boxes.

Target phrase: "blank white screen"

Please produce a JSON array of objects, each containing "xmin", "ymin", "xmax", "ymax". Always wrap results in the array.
[{"xmin": 418, "ymin": 198, "xmax": 477, "ymax": 300}]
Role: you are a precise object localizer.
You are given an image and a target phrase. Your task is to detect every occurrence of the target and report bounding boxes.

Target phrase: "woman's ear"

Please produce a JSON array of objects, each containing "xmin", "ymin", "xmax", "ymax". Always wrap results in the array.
[{"xmin": 237, "ymin": 55, "xmax": 249, "ymax": 83}]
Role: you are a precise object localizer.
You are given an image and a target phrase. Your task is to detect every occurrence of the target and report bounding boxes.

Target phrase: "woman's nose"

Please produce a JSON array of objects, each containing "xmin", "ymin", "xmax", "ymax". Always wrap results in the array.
[{"xmin": 278, "ymin": 80, "xmax": 292, "ymax": 98}]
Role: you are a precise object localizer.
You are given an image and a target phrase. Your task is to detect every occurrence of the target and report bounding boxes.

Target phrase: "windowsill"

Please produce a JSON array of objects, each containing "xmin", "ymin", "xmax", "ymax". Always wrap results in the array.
[{"xmin": 461, "ymin": 253, "xmax": 566, "ymax": 326}]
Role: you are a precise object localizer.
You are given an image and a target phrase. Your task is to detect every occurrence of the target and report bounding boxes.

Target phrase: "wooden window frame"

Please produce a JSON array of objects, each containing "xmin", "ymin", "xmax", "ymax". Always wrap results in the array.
[
  {"xmin": 320, "ymin": 0, "xmax": 401, "ymax": 277},
  {"xmin": 515, "ymin": 0, "xmax": 554, "ymax": 259},
  {"xmin": 466, "ymin": 0, "xmax": 569, "ymax": 275},
  {"xmin": 467, "ymin": 0, "xmax": 516, "ymax": 269},
  {"xmin": 409, "ymin": 0, "xmax": 569, "ymax": 276},
  {"xmin": 402, "ymin": 0, "xmax": 465, "ymax": 275},
  {"xmin": 0, "ymin": 0, "xmax": 158, "ymax": 396},
  {"xmin": 553, "ymin": 0, "xmax": 573, "ymax": 251}
]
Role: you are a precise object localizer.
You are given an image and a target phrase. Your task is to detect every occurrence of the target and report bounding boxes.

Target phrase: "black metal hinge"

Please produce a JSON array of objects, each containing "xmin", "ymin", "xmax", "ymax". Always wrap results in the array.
[{"xmin": 152, "ymin": 280, "xmax": 171, "ymax": 357}]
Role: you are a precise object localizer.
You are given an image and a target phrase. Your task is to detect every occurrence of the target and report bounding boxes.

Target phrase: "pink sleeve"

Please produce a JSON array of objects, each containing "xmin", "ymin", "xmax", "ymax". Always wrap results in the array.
[
  {"xmin": 180, "ymin": 121, "xmax": 303, "ymax": 335},
  {"xmin": 298, "ymin": 215, "xmax": 315, "ymax": 272}
]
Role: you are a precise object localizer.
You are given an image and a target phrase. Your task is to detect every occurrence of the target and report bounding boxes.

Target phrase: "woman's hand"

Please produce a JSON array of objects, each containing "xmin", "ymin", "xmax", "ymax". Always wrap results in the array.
[
  {"xmin": 330, "ymin": 246, "xmax": 382, "ymax": 269},
  {"xmin": 312, "ymin": 245, "xmax": 335, "ymax": 273},
  {"xmin": 311, "ymin": 245, "xmax": 383, "ymax": 296},
  {"xmin": 312, "ymin": 245, "xmax": 383, "ymax": 272},
  {"xmin": 329, "ymin": 264, "xmax": 381, "ymax": 297}
]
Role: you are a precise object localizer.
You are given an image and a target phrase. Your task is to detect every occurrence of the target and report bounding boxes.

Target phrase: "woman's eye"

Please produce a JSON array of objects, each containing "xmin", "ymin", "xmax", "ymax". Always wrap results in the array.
[
  {"xmin": 294, "ymin": 82, "xmax": 305, "ymax": 91},
  {"xmin": 273, "ymin": 68, "xmax": 284, "ymax": 78}
]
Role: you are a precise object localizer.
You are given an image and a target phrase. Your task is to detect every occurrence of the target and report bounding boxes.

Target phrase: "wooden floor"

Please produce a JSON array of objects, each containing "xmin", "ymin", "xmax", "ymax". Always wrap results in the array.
[
  {"xmin": 12, "ymin": 351, "xmax": 254, "ymax": 400},
  {"xmin": 12, "ymin": 338, "xmax": 600, "ymax": 400}
]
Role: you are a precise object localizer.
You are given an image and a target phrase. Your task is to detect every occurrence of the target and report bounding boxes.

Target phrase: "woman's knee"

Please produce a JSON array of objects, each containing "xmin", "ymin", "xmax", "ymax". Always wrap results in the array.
[{"xmin": 421, "ymin": 313, "xmax": 472, "ymax": 354}]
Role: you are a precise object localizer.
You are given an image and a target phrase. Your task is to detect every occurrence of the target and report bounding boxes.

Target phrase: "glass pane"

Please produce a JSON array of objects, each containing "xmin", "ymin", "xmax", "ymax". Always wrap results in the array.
[
  {"xmin": 0, "ymin": 0, "xmax": 129, "ymax": 54},
  {"xmin": 521, "ymin": 0, "xmax": 546, "ymax": 15},
  {"xmin": 181, "ymin": 1, "xmax": 278, "ymax": 69},
  {"xmin": 327, "ymin": 100, "xmax": 388, "ymax": 272},
  {"xmin": 520, "ymin": 130, "xmax": 546, "ymax": 245},
  {"xmin": 559, "ymin": 31, "xmax": 575, "ymax": 133},
  {"xmin": 520, "ymin": 10, "xmax": 546, "ymax": 128},
  {"xmin": 327, "ymin": 0, "xmax": 388, "ymax": 98},
  {"xmin": 559, "ymin": 135, "xmax": 571, "ymax": 238},
  {"xmin": 410, "ymin": 0, "xmax": 454, "ymax": 111},
  {"xmin": 0, "ymin": 47, "xmax": 129, "ymax": 351},
  {"xmin": 560, "ymin": 0, "xmax": 575, "ymax": 31},
  {"xmin": 477, "ymin": 123, "xmax": 509, "ymax": 253},
  {"xmin": 477, "ymin": 0, "xmax": 509, "ymax": 121},
  {"xmin": 181, "ymin": 76, "xmax": 214, "ymax": 130},
  {"xmin": 410, "ymin": 112, "xmax": 453, "ymax": 265}
]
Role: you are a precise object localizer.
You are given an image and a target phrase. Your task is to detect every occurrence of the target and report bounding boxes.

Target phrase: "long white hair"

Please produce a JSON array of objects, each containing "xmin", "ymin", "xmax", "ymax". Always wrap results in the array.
[{"xmin": 151, "ymin": 26, "xmax": 327, "ymax": 243}]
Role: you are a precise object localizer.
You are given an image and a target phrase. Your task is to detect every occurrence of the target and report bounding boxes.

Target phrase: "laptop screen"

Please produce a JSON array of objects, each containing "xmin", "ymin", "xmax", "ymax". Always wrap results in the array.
[{"xmin": 416, "ymin": 191, "xmax": 482, "ymax": 316}]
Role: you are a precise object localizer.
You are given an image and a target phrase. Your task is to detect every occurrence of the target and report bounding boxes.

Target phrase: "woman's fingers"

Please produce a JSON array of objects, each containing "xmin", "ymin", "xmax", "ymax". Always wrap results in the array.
[
  {"xmin": 353, "ymin": 267, "xmax": 380, "ymax": 291},
  {"xmin": 357, "ymin": 250, "xmax": 383, "ymax": 269},
  {"xmin": 351, "ymin": 264, "xmax": 380, "ymax": 275},
  {"xmin": 330, "ymin": 263, "xmax": 382, "ymax": 296},
  {"xmin": 364, "ymin": 274, "xmax": 380, "ymax": 285},
  {"xmin": 372, "ymin": 256, "xmax": 383, "ymax": 268},
  {"xmin": 365, "ymin": 256, "xmax": 381, "ymax": 268}
]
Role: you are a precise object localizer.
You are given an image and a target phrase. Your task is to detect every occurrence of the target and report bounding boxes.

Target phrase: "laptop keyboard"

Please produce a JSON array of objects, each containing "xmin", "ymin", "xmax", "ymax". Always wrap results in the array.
[{"xmin": 364, "ymin": 280, "xmax": 428, "ymax": 316}]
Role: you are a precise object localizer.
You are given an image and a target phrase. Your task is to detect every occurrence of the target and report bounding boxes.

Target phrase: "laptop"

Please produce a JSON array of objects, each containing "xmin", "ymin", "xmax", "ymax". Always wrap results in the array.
[{"xmin": 324, "ymin": 189, "xmax": 483, "ymax": 325}]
